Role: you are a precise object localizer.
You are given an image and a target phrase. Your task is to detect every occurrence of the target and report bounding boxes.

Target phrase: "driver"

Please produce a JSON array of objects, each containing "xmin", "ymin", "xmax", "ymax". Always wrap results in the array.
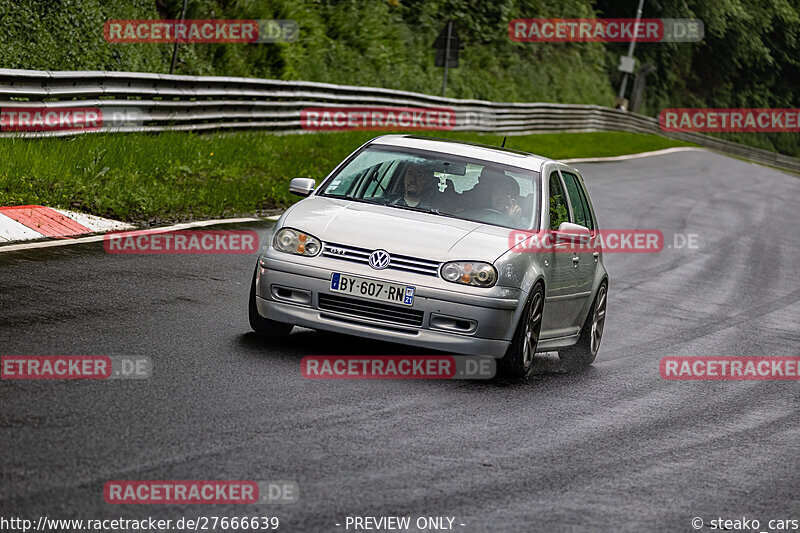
[{"xmin": 392, "ymin": 163, "xmax": 437, "ymax": 208}]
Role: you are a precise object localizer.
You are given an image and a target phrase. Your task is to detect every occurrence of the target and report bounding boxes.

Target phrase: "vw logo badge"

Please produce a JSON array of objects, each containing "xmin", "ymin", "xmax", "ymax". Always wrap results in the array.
[{"xmin": 368, "ymin": 249, "xmax": 391, "ymax": 270}]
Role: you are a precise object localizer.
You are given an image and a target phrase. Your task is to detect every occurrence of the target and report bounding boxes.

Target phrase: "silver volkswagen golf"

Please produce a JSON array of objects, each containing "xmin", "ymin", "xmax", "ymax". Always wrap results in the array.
[{"xmin": 249, "ymin": 135, "xmax": 608, "ymax": 377}]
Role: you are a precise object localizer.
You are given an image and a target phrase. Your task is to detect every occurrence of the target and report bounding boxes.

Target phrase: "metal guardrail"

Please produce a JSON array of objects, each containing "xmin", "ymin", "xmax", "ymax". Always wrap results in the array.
[{"xmin": 1, "ymin": 68, "xmax": 798, "ymax": 172}]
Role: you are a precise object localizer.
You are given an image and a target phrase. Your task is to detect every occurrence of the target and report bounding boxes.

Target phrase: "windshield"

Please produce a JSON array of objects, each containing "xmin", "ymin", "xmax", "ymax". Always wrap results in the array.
[{"xmin": 321, "ymin": 146, "xmax": 540, "ymax": 230}]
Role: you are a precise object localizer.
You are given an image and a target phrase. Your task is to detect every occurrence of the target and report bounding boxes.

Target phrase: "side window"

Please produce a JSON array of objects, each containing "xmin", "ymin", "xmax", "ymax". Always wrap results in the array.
[
  {"xmin": 548, "ymin": 172, "xmax": 569, "ymax": 230},
  {"xmin": 574, "ymin": 177, "xmax": 595, "ymax": 230},
  {"xmin": 561, "ymin": 171, "xmax": 593, "ymax": 230}
]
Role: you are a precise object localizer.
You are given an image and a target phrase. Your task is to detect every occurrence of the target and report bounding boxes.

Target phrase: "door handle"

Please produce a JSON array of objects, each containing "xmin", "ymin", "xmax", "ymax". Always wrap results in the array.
[
  {"xmin": 593, "ymin": 252, "xmax": 599, "ymax": 261},
  {"xmin": 572, "ymin": 255, "xmax": 580, "ymax": 266}
]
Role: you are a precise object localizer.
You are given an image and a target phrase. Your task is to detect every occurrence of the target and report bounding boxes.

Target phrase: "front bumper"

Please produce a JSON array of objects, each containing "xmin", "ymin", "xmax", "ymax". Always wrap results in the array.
[{"xmin": 255, "ymin": 256, "xmax": 523, "ymax": 357}]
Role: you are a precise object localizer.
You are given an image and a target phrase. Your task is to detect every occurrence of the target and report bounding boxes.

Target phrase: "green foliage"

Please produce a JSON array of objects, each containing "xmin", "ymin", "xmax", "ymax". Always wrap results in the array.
[
  {"xmin": 0, "ymin": 0, "xmax": 796, "ymax": 155},
  {"xmin": 0, "ymin": 0, "xmax": 615, "ymax": 104},
  {"xmin": 0, "ymin": 0, "xmax": 172, "ymax": 73},
  {"xmin": 596, "ymin": 0, "xmax": 800, "ymax": 156}
]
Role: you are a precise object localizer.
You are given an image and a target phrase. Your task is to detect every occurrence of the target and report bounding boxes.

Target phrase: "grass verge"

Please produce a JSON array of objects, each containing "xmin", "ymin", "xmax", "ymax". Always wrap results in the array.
[{"xmin": 0, "ymin": 130, "xmax": 695, "ymax": 224}]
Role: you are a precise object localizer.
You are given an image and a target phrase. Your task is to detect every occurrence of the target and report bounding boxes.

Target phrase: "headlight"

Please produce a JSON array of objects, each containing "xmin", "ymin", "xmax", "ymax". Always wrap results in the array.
[
  {"xmin": 440, "ymin": 261, "xmax": 497, "ymax": 287},
  {"xmin": 273, "ymin": 228, "xmax": 322, "ymax": 257}
]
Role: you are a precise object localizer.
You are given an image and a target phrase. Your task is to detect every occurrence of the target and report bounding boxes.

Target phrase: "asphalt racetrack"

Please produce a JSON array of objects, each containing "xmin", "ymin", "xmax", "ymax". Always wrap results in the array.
[{"xmin": 2, "ymin": 150, "xmax": 799, "ymax": 532}]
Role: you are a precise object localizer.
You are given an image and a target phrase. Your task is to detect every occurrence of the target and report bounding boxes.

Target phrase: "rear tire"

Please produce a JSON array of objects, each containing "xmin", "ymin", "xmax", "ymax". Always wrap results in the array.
[
  {"xmin": 498, "ymin": 283, "xmax": 544, "ymax": 378},
  {"xmin": 559, "ymin": 282, "xmax": 607, "ymax": 368},
  {"xmin": 248, "ymin": 266, "xmax": 294, "ymax": 337}
]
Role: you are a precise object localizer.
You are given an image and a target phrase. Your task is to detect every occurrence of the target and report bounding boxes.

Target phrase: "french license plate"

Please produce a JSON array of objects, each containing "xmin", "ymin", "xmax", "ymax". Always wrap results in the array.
[{"xmin": 330, "ymin": 273, "xmax": 415, "ymax": 306}]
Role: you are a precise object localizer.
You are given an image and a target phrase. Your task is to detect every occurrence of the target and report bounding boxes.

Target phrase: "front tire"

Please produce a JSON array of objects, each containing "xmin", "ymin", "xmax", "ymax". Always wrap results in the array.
[
  {"xmin": 248, "ymin": 266, "xmax": 294, "ymax": 337},
  {"xmin": 559, "ymin": 282, "xmax": 607, "ymax": 368},
  {"xmin": 498, "ymin": 283, "xmax": 544, "ymax": 378}
]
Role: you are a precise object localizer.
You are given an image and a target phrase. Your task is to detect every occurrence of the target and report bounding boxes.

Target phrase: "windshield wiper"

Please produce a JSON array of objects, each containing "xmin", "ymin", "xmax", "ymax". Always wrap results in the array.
[
  {"xmin": 387, "ymin": 203, "xmax": 460, "ymax": 220},
  {"xmin": 343, "ymin": 196, "xmax": 384, "ymax": 206},
  {"xmin": 338, "ymin": 195, "xmax": 460, "ymax": 220}
]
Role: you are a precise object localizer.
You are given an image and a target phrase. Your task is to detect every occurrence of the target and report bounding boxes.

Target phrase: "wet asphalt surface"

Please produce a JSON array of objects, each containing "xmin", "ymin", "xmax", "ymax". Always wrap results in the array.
[{"xmin": 1, "ymin": 150, "xmax": 799, "ymax": 532}]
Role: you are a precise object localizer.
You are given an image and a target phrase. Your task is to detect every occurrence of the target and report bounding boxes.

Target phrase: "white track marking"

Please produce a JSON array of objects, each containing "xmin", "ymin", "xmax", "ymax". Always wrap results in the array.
[
  {"xmin": 561, "ymin": 146, "xmax": 706, "ymax": 163},
  {"xmin": 52, "ymin": 208, "xmax": 135, "ymax": 233}
]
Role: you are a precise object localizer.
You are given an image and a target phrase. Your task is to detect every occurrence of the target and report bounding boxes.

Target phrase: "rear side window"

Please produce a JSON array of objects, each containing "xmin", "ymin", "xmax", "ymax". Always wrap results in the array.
[
  {"xmin": 561, "ymin": 171, "xmax": 594, "ymax": 230},
  {"xmin": 548, "ymin": 172, "xmax": 569, "ymax": 230}
]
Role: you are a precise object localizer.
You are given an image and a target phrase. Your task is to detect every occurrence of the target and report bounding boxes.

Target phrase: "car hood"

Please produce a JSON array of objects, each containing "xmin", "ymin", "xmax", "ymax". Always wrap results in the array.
[{"xmin": 281, "ymin": 196, "xmax": 516, "ymax": 263}]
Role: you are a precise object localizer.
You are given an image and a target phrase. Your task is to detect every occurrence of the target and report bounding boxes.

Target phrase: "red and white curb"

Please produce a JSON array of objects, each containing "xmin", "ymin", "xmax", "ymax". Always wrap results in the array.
[
  {"xmin": 0, "ymin": 205, "xmax": 134, "ymax": 244},
  {"xmin": 0, "ymin": 210, "xmax": 280, "ymax": 254}
]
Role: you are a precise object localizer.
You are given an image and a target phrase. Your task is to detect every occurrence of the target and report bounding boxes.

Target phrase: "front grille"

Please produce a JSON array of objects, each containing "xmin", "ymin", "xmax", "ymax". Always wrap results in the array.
[
  {"xmin": 318, "ymin": 293, "xmax": 424, "ymax": 327},
  {"xmin": 322, "ymin": 242, "xmax": 440, "ymax": 277}
]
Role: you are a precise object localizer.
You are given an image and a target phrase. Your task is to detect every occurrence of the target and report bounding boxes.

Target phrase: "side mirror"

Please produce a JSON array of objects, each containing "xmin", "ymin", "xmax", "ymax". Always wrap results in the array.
[
  {"xmin": 556, "ymin": 221, "xmax": 591, "ymax": 245},
  {"xmin": 289, "ymin": 178, "xmax": 316, "ymax": 197}
]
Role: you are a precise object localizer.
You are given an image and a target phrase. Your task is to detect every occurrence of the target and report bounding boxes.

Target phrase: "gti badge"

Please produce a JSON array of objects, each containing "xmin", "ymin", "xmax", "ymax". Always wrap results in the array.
[{"xmin": 368, "ymin": 249, "xmax": 391, "ymax": 270}]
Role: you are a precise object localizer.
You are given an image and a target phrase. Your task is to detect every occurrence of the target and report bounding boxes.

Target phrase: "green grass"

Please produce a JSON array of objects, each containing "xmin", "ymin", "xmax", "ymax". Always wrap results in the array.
[{"xmin": 0, "ymin": 130, "xmax": 695, "ymax": 224}]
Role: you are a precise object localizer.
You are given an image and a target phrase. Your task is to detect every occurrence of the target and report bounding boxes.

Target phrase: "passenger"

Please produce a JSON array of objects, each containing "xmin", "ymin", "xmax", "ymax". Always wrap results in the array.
[
  {"xmin": 462, "ymin": 167, "xmax": 509, "ymax": 211},
  {"xmin": 461, "ymin": 167, "xmax": 492, "ymax": 210}
]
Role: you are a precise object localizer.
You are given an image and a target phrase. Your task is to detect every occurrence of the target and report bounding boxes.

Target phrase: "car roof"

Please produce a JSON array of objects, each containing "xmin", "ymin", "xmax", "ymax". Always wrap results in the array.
[{"xmin": 368, "ymin": 134, "xmax": 552, "ymax": 172}]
